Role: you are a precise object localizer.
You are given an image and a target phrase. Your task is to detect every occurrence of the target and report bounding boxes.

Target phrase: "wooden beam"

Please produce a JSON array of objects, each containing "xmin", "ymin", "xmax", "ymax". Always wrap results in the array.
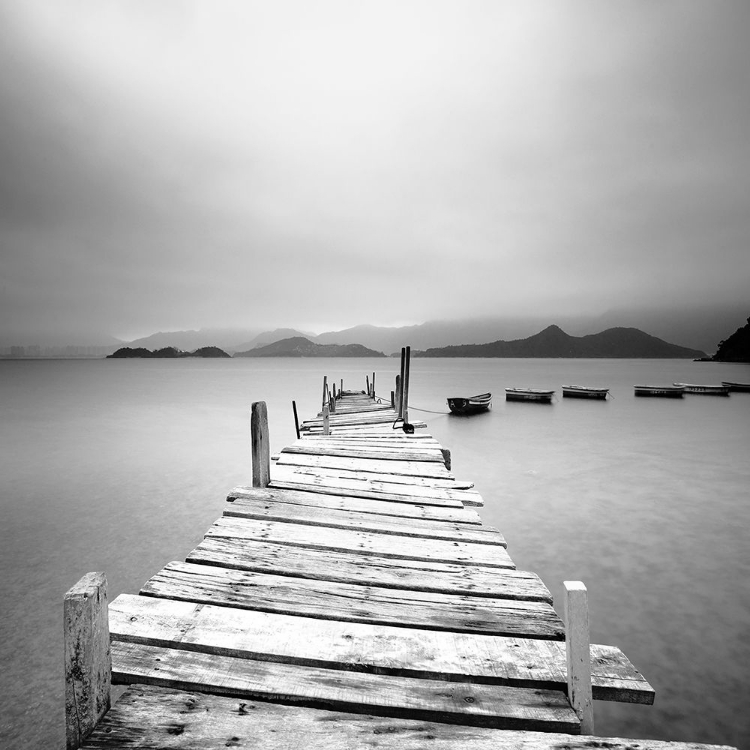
[
  {"xmin": 565, "ymin": 581, "xmax": 594, "ymax": 734},
  {"xmin": 64, "ymin": 572, "xmax": 111, "ymax": 750},
  {"xmin": 251, "ymin": 401, "xmax": 270, "ymax": 488}
]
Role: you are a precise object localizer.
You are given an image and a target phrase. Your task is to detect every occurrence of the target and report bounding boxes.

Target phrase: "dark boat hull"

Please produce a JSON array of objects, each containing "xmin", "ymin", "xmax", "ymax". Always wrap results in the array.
[
  {"xmin": 562, "ymin": 385, "xmax": 609, "ymax": 400},
  {"xmin": 447, "ymin": 393, "xmax": 492, "ymax": 414}
]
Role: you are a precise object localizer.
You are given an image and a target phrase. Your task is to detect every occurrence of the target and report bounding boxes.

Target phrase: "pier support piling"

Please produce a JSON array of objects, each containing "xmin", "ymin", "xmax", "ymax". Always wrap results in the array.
[
  {"xmin": 64, "ymin": 572, "xmax": 111, "ymax": 750},
  {"xmin": 251, "ymin": 401, "xmax": 270, "ymax": 488},
  {"xmin": 564, "ymin": 580, "xmax": 594, "ymax": 734}
]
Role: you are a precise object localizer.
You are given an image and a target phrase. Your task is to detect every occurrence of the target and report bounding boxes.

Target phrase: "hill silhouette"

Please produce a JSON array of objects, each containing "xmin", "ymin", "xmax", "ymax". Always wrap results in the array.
[
  {"xmin": 712, "ymin": 317, "xmax": 750, "ymax": 362},
  {"xmin": 108, "ymin": 346, "xmax": 230, "ymax": 358},
  {"xmin": 234, "ymin": 337, "xmax": 385, "ymax": 358},
  {"xmin": 414, "ymin": 325, "xmax": 706, "ymax": 358}
]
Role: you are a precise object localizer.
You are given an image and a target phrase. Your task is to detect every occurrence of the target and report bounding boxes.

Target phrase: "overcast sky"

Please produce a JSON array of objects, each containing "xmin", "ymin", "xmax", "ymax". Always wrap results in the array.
[{"xmin": 1, "ymin": 1, "xmax": 748, "ymax": 344}]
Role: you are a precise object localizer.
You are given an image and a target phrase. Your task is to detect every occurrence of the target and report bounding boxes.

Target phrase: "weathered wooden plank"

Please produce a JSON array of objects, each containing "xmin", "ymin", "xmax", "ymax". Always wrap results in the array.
[
  {"xmin": 109, "ymin": 647, "xmax": 578, "ymax": 731},
  {"xmin": 223, "ymin": 495, "xmax": 503, "ymax": 545},
  {"xmin": 275, "ymin": 461, "xmax": 474, "ymax": 490},
  {"xmin": 109, "ymin": 594, "xmax": 655, "ymax": 703},
  {"xmin": 276, "ymin": 452, "xmax": 455, "ymax": 480},
  {"xmin": 142, "ymin": 562, "xmax": 561, "ymax": 637},
  {"xmin": 283, "ymin": 444, "xmax": 446, "ymax": 463},
  {"xmin": 204, "ymin": 517, "xmax": 513, "ymax": 568},
  {"xmin": 270, "ymin": 472, "xmax": 484, "ymax": 507},
  {"xmin": 227, "ymin": 486, "xmax": 484, "ymax": 525},
  {"xmin": 187, "ymin": 538, "xmax": 558, "ymax": 602},
  {"xmin": 84, "ymin": 685, "xmax": 737, "ymax": 750}
]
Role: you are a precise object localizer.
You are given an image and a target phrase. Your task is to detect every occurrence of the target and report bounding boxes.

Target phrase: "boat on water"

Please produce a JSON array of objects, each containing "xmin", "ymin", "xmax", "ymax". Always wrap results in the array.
[
  {"xmin": 505, "ymin": 388, "xmax": 554, "ymax": 403},
  {"xmin": 561, "ymin": 384, "xmax": 610, "ymax": 400},
  {"xmin": 634, "ymin": 384, "xmax": 685, "ymax": 398},
  {"xmin": 673, "ymin": 382, "xmax": 730, "ymax": 396},
  {"xmin": 722, "ymin": 380, "xmax": 750, "ymax": 392},
  {"xmin": 447, "ymin": 392, "xmax": 492, "ymax": 414}
]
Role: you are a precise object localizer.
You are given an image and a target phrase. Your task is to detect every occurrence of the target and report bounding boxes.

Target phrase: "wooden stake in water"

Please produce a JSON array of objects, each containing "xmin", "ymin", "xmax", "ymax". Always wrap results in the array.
[
  {"xmin": 564, "ymin": 580, "xmax": 594, "ymax": 734},
  {"xmin": 322, "ymin": 403, "xmax": 330, "ymax": 436},
  {"xmin": 251, "ymin": 401, "xmax": 270, "ymax": 488},
  {"xmin": 292, "ymin": 400, "xmax": 300, "ymax": 440},
  {"xmin": 64, "ymin": 572, "xmax": 110, "ymax": 750}
]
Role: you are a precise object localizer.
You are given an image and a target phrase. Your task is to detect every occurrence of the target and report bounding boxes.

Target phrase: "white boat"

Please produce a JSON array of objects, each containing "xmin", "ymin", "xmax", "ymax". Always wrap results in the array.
[
  {"xmin": 562, "ymin": 384, "xmax": 609, "ymax": 400},
  {"xmin": 634, "ymin": 384, "xmax": 685, "ymax": 398},
  {"xmin": 673, "ymin": 382, "xmax": 729, "ymax": 396},
  {"xmin": 505, "ymin": 388, "xmax": 554, "ymax": 403}
]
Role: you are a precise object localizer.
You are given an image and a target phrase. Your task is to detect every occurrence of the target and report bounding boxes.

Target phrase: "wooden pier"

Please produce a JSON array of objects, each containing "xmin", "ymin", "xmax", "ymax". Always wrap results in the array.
[{"xmin": 64, "ymin": 358, "xmax": 736, "ymax": 749}]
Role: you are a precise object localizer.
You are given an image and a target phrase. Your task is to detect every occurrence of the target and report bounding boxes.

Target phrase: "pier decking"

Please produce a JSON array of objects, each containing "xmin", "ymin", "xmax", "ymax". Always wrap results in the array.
[{"xmin": 66, "ymin": 372, "xmax": 736, "ymax": 749}]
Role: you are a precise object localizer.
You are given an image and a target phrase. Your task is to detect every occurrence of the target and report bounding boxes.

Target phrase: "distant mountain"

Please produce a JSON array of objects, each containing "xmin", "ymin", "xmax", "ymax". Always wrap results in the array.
[
  {"xmin": 712, "ymin": 317, "xmax": 750, "ymax": 362},
  {"xmin": 234, "ymin": 337, "xmax": 385, "ymax": 358},
  {"xmin": 232, "ymin": 328, "xmax": 315, "ymax": 352},
  {"xmin": 125, "ymin": 328, "xmax": 265, "ymax": 353},
  {"xmin": 314, "ymin": 319, "xmax": 557, "ymax": 355},
  {"xmin": 414, "ymin": 325, "xmax": 706, "ymax": 358},
  {"xmin": 107, "ymin": 346, "xmax": 230, "ymax": 358}
]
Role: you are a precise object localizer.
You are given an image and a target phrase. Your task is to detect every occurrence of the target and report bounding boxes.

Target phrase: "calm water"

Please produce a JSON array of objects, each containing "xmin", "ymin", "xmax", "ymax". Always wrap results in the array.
[{"xmin": 1, "ymin": 358, "xmax": 748, "ymax": 749}]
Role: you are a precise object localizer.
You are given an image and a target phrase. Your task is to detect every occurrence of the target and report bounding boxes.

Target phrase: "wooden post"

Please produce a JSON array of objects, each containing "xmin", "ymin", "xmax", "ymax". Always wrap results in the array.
[
  {"xmin": 322, "ymin": 403, "xmax": 330, "ymax": 436},
  {"xmin": 251, "ymin": 401, "xmax": 270, "ymax": 488},
  {"xmin": 398, "ymin": 349, "xmax": 406, "ymax": 419},
  {"xmin": 340, "ymin": 379, "xmax": 343, "ymax": 395},
  {"xmin": 391, "ymin": 390, "xmax": 395, "ymax": 409},
  {"xmin": 64, "ymin": 572, "xmax": 110, "ymax": 750},
  {"xmin": 292, "ymin": 400, "xmax": 300, "ymax": 440},
  {"xmin": 402, "ymin": 346, "xmax": 411, "ymax": 424},
  {"xmin": 372, "ymin": 372, "xmax": 376, "ymax": 399},
  {"xmin": 321, "ymin": 376, "xmax": 328, "ymax": 410},
  {"xmin": 366, "ymin": 375, "xmax": 370, "ymax": 396},
  {"xmin": 395, "ymin": 374, "xmax": 401, "ymax": 416},
  {"xmin": 564, "ymin": 581, "xmax": 594, "ymax": 734}
]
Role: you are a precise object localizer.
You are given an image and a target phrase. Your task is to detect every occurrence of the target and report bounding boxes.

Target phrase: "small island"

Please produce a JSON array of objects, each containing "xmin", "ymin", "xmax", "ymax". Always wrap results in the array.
[
  {"xmin": 234, "ymin": 336, "xmax": 385, "ymax": 358},
  {"xmin": 107, "ymin": 346, "xmax": 231, "ymax": 358}
]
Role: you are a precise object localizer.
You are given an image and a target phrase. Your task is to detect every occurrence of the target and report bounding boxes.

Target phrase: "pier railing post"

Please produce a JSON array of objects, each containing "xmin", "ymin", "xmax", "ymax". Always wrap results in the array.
[
  {"xmin": 402, "ymin": 346, "xmax": 411, "ymax": 424},
  {"xmin": 395, "ymin": 375, "xmax": 401, "ymax": 415},
  {"xmin": 564, "ymin": 580, "xmax": 594, "ymax": 734},
  {"xmin": 64, "ymin": 572, "xmax": 111, "ymax": 750},
  {"xmin": 251, "ymin": 401, "xmax": 270, "ymax": 488},
  {"xmin": 322, "ymin": 403, "xmax": 330, "ymax": 435}
]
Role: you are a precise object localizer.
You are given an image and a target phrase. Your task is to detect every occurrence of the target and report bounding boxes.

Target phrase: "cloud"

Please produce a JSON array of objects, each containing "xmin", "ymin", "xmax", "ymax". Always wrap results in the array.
[{"xmin": 1, "ymin": 0, "xmax": 749, "ymax": 344}]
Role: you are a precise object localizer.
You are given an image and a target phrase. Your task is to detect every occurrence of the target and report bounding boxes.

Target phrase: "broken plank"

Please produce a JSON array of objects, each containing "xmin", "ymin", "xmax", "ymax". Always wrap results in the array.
[
  {"xmin": 270, "ymin": 472, "xmax": 484, "ymax": 507},
  {"xmin": 108, "ymin": 594, "xmax": 655, "ymax": 703},
  {"xmin": 276, "ymin": 452, "xmax": 454, "ymax": 480},
  {"xmin": 227, "ymin": 486, "xmax": 484, "ymax": 525},
  {"xmin": 141, "ymin": 561, "xmax": 563, "ymax": 638},
  {"xmin": 282, "ymin": 444, "xmax": 446, "ymax": 463},
  {"xmin": 204, "ymin": 517, "xmax": 513, "ymax": 568},
  {"xmin": 223, "ymin": 496, "xmax": 503, "ymax": 545},
  {"xmin": 110, "ymin": 648, "xmax": 578, "ymax": 731},
  {"xmin": 186, "ymin": 538, "xmax": 558, "ymax": 601},
  {"xmin": 86, "ymin": 685, "xmax": 737, "ymax": 750}
]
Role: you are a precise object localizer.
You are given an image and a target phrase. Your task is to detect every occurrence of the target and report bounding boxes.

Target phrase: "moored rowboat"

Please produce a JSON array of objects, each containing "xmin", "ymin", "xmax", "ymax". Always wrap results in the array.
[
  {"xmin": 634, "ymin": 384, "xmax": 685, "ymax": 398},
  {"xmin": 562, "ymin": 385, "xmax": 609, "ymax": 400},
  {"xmin": 722, "ymin": 380, "xmax": 750, "ymax": 392},
  {"xmin": 447, "ymin": 392, "xmax": 492, "ymax": 414},
  {"xmin": 505, "ymin": 388, "xmax": 554, "ymax": 403},
  {"xmin": 673, "ymin": 382, "xmax": 730, "ymax": 396}
]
